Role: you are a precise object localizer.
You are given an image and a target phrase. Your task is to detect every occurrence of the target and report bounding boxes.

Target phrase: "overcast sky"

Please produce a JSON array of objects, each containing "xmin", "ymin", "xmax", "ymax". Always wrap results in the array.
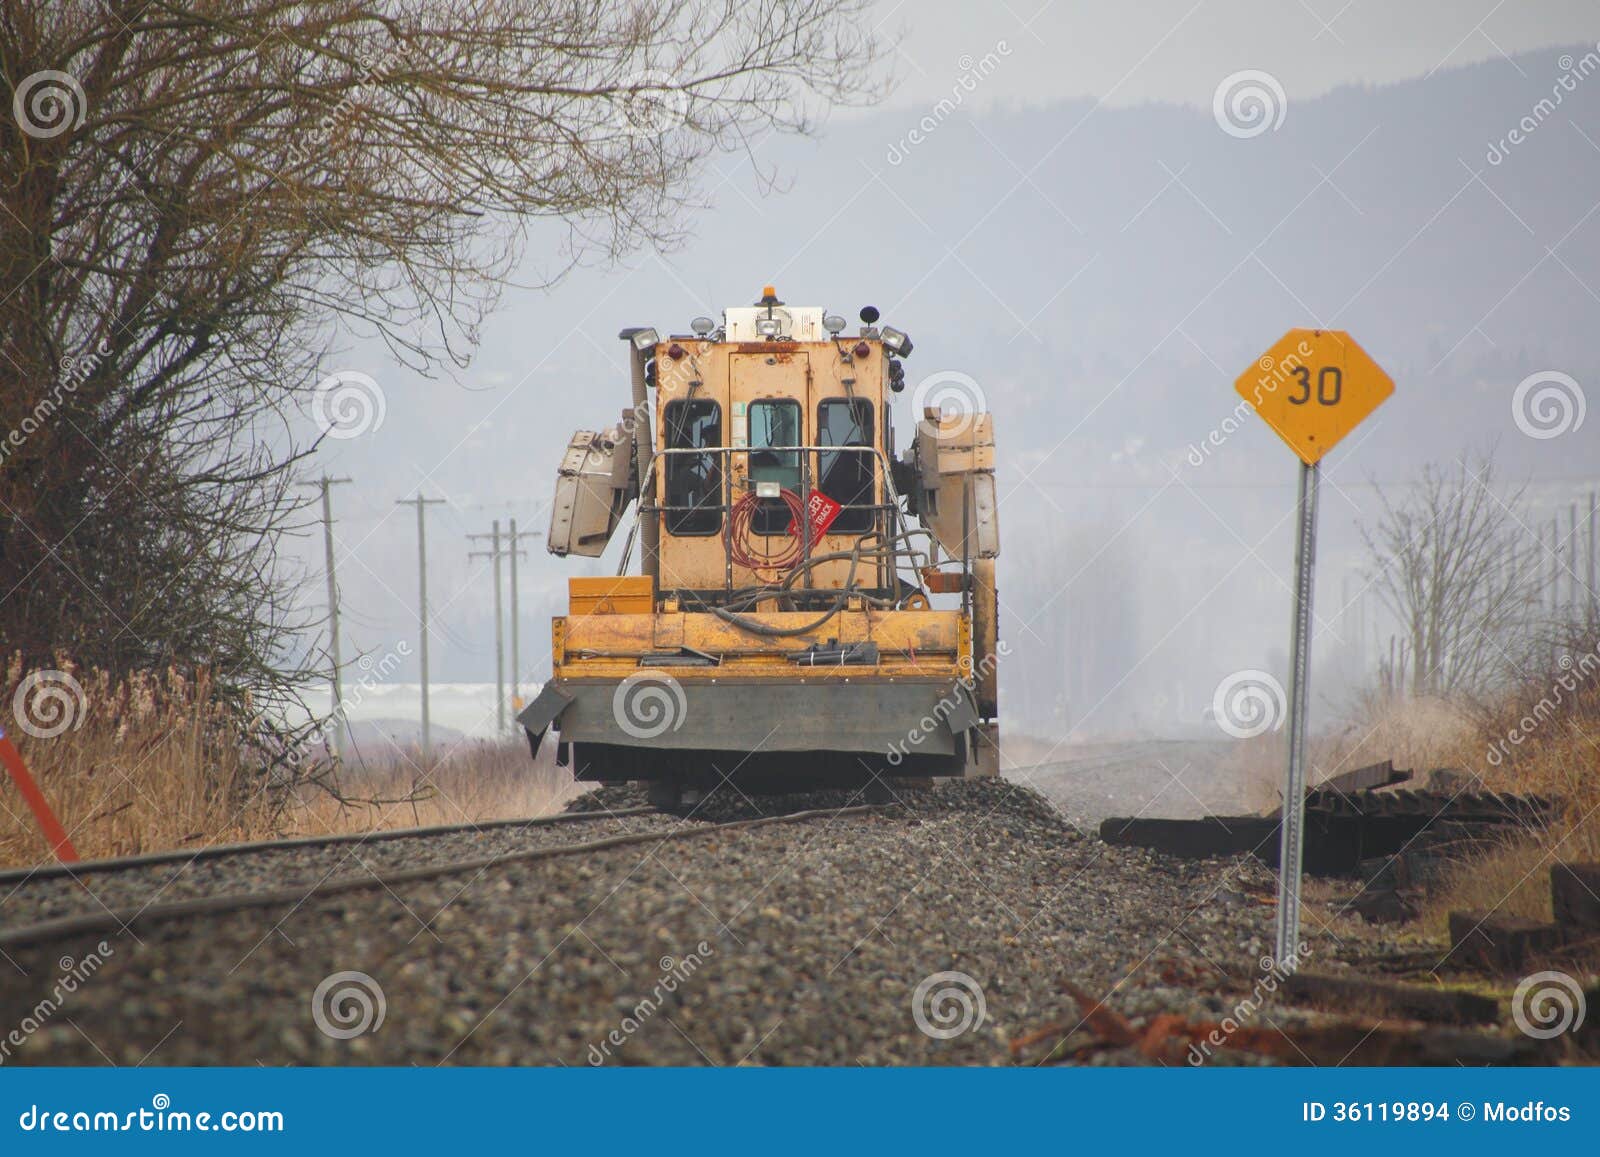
[
  {"xmin": 287, "ymin": 1, "xmax": 1600, "ymax": 735},
  {"xmin": 872, "ymin": 0, "xmax": 1598, "ymax": 110}
]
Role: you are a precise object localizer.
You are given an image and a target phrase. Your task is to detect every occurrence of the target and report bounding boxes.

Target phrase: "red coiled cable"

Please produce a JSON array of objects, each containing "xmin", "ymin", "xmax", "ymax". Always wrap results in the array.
[{"xmin": 727, "ymin": 488, "xmax": 808, "ymax": 573}]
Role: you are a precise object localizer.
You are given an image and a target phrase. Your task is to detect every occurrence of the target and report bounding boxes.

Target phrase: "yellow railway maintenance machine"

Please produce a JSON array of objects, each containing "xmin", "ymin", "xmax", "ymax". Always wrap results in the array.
[{"xmin": 520, "ymin": 289, "xmax": 1001, "ymax": 809}]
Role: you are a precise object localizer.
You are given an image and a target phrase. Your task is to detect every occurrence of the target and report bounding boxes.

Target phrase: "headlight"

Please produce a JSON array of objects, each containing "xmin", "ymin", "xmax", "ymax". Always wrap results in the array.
[
  {"xmin": 880, "ymin": 326, "xmax": 913, "ymax": 358},
  {"xmin": 823, "ymin": 314, "xmax": 846, "ymax": 335},
  {"xmin": 621, "ymin": 327, "xmax": 659, "ymax": 351},
  {"xmin": 756, "ymin": 317, "xmax": 781, "ymax": 338}
]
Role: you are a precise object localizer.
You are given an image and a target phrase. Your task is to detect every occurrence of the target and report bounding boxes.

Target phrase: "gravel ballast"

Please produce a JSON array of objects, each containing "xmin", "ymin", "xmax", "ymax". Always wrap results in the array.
[
  {"xmin": 0, "ymin": 809, "xmax": 678, "ymax": 926},
  {"xmin": 0, "ymin": 779, "xmax": 1426, "ymax": 1066}
]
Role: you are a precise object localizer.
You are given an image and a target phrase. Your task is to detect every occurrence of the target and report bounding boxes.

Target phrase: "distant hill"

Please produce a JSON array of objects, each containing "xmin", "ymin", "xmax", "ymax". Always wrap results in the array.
[{"xmin": 311, "ymin": 45, "xmax": 1600, "ymax": 737}]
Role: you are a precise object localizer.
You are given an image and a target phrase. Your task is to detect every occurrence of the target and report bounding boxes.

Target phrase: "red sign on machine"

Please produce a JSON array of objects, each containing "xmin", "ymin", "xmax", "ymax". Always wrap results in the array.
[{"xmin": 791, "ymin": 491, "xmax": 842, "ymax": 542}]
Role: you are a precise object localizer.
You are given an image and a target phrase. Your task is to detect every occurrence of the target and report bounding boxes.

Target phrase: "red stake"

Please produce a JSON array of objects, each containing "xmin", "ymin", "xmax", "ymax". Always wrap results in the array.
[{"xmin": 0, "ymin": 726, "xmax": 79, "ymax": 862}]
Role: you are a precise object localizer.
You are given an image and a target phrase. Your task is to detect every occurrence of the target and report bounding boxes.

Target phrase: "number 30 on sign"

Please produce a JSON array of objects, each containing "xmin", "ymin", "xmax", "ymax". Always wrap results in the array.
[{"xmin": 1235, "ymin": 329, "xmax": 1394, "ymax": 465}]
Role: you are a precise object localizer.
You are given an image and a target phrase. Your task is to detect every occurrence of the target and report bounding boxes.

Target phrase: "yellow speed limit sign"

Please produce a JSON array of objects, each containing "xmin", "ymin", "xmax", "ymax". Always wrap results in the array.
[{"xmin": 1235, "ymin": 329, "xmax": 1394, "ymax": 465}]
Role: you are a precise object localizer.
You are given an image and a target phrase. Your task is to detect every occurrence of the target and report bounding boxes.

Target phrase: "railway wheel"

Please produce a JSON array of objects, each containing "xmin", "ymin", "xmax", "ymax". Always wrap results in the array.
[
  {"xmin": 864, "ymin": 777, "xmax": 896, "ymax": 804},
  {"xmin": 646, "ymin": 780, "xmax": 683, "ymax": 811}
]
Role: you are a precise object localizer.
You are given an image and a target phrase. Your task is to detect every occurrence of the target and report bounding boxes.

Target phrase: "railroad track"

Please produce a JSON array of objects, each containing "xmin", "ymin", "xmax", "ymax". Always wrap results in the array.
[
  {"xmin": 0, "ymin": 805, "xmax": 659, "ymax": 887},
  {"xmin": 0, "ymin": 803, "xmax": 893, "ymax": 951},
  {"xmin": 0, "ymin": 778, "xmax": 1465, "ymax": 1068},
  {"xmin": 1301, "ymin": 787, "xmax": 1557, "ymax": 824},
  {"xmin": 0, "ymin": 804, "xmax": 673, "ymax": 931}
]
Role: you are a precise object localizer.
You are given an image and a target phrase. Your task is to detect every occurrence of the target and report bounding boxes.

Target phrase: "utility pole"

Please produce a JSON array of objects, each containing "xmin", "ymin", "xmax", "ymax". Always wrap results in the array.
[
  {"xmin": 1355, "ymin": 585, "xmax": 1367, "ymax": 676},
  {"xmin": 1572, "ymin": 502, "xmax": 1581, "ymax": 613},
  {"xmin": 1589, "ymin": 491, "xmax": 1596, "ymax": 615},
  {"xmin": 506, "ymin": 517, "xmax": 540, "ymax": 717},
  {"xmin": 470, "ymin": 518, "xmax": 542, "ymax": 734},
  {"xmin": 1542, "ymin": 521, "xmax": 1555, "ymax": 614},
  {"xmin": 301, "ymin": 476, "xmax": 351, "ymax": 757},
  {"xmin": 397, "ymin": 493, "xmax": 446, "ymax": 764},
  {"xmin": 1549, "ymin": 517, "xmax": 1562, "ymax": 669},
  {"xmin": 468, "ymin": 521, "xmax": 507, "ymax": 734}
]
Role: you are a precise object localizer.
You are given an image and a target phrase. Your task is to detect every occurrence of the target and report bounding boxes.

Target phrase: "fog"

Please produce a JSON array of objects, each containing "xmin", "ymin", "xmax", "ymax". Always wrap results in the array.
[{"xmin": 288, "ymin": 16, "xmax": 1600, "ymax": 751}]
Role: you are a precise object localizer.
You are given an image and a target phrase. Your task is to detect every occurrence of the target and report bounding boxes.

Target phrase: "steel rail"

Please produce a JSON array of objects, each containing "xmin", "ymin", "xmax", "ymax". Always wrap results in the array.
[
  {"xmin": 0, "ymin": 806, "xmax": 658, "ymax": 887},
  {"xmin": 0, "ymin": 804, "xmax": 893, "ymax": 950}
]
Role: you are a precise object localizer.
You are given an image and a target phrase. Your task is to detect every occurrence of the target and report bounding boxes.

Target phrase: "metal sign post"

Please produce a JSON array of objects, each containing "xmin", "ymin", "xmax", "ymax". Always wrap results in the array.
[
  {"xmin": 1234, "ymin": 328, "xmax": 1394, "ymax": 969},
  {"xmin": 1276, "ymin": 460, "xmax": 1319, "ymax": 963}
]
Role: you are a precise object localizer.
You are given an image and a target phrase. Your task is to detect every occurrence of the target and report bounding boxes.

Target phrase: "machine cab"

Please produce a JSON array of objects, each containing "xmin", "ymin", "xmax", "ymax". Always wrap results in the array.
[{"xmin": 651, "ymin": 291, "xmax": 904, "ymax": 601}]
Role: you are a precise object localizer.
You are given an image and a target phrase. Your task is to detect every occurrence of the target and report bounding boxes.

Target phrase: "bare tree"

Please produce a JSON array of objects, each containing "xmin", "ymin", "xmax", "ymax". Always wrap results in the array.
[
  {"xmin": 0, "ymin": 0, "xmax": 884, "ymax": 692},
  {"xmin": 1362, "ymin": 452, "xmax": 1545, "ymax": 697}
]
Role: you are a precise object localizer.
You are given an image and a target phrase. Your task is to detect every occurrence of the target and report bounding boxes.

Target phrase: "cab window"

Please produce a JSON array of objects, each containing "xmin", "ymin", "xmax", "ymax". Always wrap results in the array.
[
  {"xmin": 748, "ymin": 399, "xmax": 801, "ymax": 534},
  {"xmin": 817, "ymin": 398, "xmax": 875, "ymax": 533},
  {"xmin": 662, "ymin": 399, "xmax": 721, "ymax": 534}
]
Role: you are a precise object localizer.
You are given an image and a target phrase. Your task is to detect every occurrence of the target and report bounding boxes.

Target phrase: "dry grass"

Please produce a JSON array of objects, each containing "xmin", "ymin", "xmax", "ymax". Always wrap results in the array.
[
  {"xmin": 1423, "ymin": 795, "xmax": 1600, "ymax": 930},
  {"xmin": 0, "ymin": 658, "xmax": 580, "ymax": 869},
  {"xmin": 1420, "ymin": 824, "xmax": 1600, "ymax": 927},
  {"xmin": 1311, "ymin": 694, "xmax": 1482, "ymax": 788},
  {"xmin": 1178, "ymin": 719, "xmax": 1469, "ymax": 818},
  {"xmin": 0, "ymin": 659, "xmax": 265, "ymax": 866},
  {"xmin": 1341, "ymin": 630, "xmax": 1600, "ymax": 937},
  {"xmin": 288, "ymin": 739, "xmax": 582, "ymax": 837}
]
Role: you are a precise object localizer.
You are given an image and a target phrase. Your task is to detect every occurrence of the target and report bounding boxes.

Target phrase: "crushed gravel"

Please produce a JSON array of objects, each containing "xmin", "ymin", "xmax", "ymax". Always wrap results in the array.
[
  {"xmin": 0, "ymin": 778, "xmax": 1432, "ymax": 1066},
  {"xmin": 0, "ymin": 810, "xmax": 678, "ymax": 927}
]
